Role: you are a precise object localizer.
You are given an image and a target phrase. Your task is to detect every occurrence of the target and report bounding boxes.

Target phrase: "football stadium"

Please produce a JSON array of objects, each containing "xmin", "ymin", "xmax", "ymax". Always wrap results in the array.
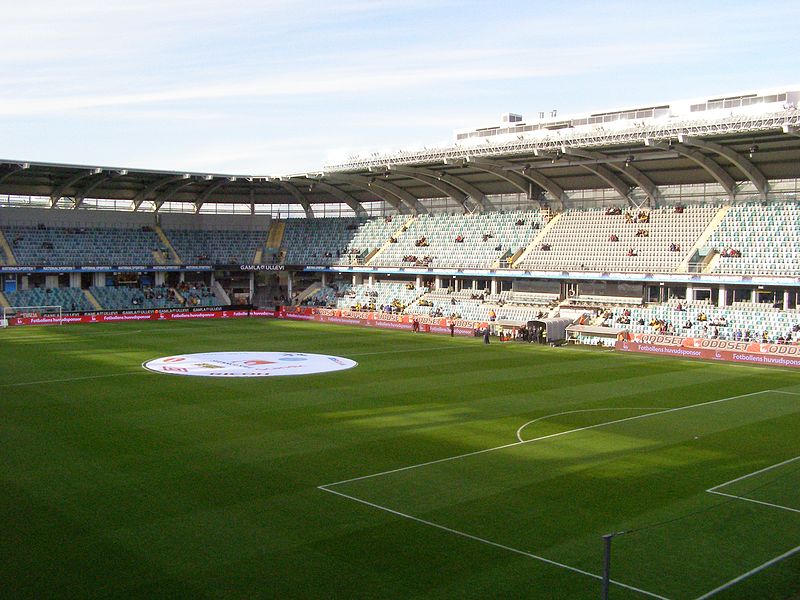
[{"xmin": 3, "ymin": 86, "xmax": 800, "ymax": 600}]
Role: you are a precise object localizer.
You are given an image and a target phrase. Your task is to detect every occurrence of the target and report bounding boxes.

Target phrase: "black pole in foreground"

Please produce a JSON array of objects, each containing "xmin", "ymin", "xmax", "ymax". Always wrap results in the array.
[{"xmin": 602, "ymin": 533, "xmax": 614, "ymax": 600}]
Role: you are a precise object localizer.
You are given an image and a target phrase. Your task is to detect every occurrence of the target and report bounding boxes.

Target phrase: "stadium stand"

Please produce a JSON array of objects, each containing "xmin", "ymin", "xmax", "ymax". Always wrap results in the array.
[
  {"xmin": 605, "ymin": 299, "xmax": 800, "ymax": 344},
  {"xmin": 2, "ymin": 87, "xmax": 800, "ymax": 348},
  {"xmin": 706, "ymin": 202, "xmax": 800, "ymax": 276},
  {"xmin": 280, "ymin": 217, "xmax": 397, "ymax": 266},
  {"xmin": 3, "ymin": 225, "xmax": 162, "ymax": 266},
  {"xmin": 336, "ymin": 282, "xmax": 426, "ymax": 312},
  {"xmin": 163, "ymin": 229, "xmax": 268, "ymax": 265},
  {"xmin": 371, "ymin": 210, "xmax": 545, "ymax": 269},
  {"xmin": 515, "ymin": 205, "xmax": 719, "ymax": 273},
  {"xmin": 90, "ymin": 285, "xmax": 180, "ymax": 311},
  {"xmin": 5, "ymin": 287, "xmax": 95, "ymax": 312}
]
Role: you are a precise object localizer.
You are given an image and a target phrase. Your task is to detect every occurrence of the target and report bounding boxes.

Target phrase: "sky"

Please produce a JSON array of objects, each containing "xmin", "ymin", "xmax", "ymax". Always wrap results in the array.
[{"xmin": 1, "ymin": 0, "xmax": 798, "ymax": 176}]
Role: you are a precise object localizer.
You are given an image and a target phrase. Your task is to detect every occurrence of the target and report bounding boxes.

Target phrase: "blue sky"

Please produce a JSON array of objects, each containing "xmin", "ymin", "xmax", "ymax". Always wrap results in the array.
[{"xmin": 2, "ymin": 0, "xmax": 798, "ymax": 175}]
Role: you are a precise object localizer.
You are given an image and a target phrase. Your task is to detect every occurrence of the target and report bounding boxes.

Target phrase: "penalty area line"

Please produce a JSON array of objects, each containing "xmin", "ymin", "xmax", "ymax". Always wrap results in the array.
[
  {"xmin": 318, "ymin": 485, "xmax": 670, "ymax": 600},
  {"xmin": 317, "ymin": 389, "xmax": 784, "ymax": 599},
  {"xmin": 319, "ymin": 389, "xmax": 772, "ymax": 489}
]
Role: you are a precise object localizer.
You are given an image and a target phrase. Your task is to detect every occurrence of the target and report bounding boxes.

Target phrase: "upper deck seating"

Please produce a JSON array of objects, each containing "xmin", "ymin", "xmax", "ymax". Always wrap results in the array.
[
  {"xmin": 3, "ymin": 225, "xmax": 161, "ymax": 265},
  {"xmin": 515, "ymin": 206, "xmax": 718, "ymax": 273},
  {"xmin": 706, "ymin": 202, "xmax": 800, "ymax": 276},
  {"xmin": 371, "ymin": 210, "xmax": 545, "ymax": 269}
]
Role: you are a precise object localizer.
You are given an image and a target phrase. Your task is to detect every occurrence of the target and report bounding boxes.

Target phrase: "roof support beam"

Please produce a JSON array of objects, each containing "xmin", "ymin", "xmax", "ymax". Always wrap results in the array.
[
  {"xmin": 556, "ymin": 147, "xmax": 630, "ymax": 203},
  {"xmin": 461, "ymin": 157, "xmax": 542, "ymax": 207},
  {"xmin": 678, "ymin": 134, "xmax": 768, "ymax": 199},
  {"xmin": 275, "ymin": 180, "xmax": 314, "ymax": 218},
  {"xmin": 194, "ymin": 177, "xmax": 236, "ymax": 213},
  {"xmin": 782, "ymin": 123, "xmax": 800, "ymax": 137},
  {"xmin": 154, "ymin": 178, "xmax": 200, "ymax": 212},
  {"xmin": 475, "ymin": 152, "xmax": 567, "ymax": 209},
  {"xmin": 0, "ymin": 162, "xmax": 30, "ymax": 186},
  {"xmin": 561, "ymin": 148, "xmax": 661, "ymax": 205},
  {"xmin": 282, "ymin": 177, "xmax": 367, "ymax": 217},
  {"xmin": 392, "ymin": 164, "xmax": 489, "ymax": 211},
  {"xmin": 73, "ymin": 170, "xmax": 128, "ymax": 209},
  {"xmin": 380, "ymin": 165, "xmax": 470, "ymax": 210},
  {"xmin": 645, "ymin": 138, "xmax": 736, "ymax": 200},
  {"xmin": 49, "ymin": 168, "xmax": 102, "ymax": 208},
  {"xmin": 133, "ymin": 174, "xmax": 190, "ymax": 211},
  {"xmin": 319, "ymin": 173, "xmax": 423, "ymax": 214}
]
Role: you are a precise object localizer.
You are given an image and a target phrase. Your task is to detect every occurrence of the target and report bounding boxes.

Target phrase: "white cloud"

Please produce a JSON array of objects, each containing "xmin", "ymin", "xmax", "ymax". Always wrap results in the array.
[{"xmin": 0, "ymin": 39, "xmax": 712, "ymax": 117}]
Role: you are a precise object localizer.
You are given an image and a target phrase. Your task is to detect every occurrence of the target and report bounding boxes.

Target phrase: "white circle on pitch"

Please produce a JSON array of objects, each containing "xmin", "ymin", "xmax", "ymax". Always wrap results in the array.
[{"xmin": 143, "ymin": 351, "xmax": 357, "ymax": 377}]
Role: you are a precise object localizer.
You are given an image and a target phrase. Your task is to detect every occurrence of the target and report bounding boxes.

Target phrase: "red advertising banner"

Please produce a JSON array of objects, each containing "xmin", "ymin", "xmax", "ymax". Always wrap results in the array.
[
  {"xmin": 276, "ymin": 306, "xmax": 485, "ymax": 336},
  {"xmin": 7, "ymin": 306, "xmax": 484, "ymax": 338},
  {"xmin": 9, "ymin": 309, "xmax": 277, "ymax": 326},
  {"xmin": 616, "ymin": 336, "xmax": 800, "ymax": 368}
]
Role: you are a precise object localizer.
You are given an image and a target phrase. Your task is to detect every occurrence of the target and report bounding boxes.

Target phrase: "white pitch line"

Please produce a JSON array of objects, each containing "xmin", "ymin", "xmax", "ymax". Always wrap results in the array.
[
  {"xmin": 320, "ymin": 389, "xmax": 772, "ymax": 489},
  {"xmin": 706, "ymin": 490, "xmax": 800, "ymax": 515},
  {"xmin": 319, "ymin": 485, "xmax": 671, "ymax": 600},
  {"xmin": 320, "ymin": 388, "xmax": 796, "ymax": 598},
  {"xmin": 516, "ymin": 407, "xmax": 670, "ymax": 443},
  {"xmin": 707, "ymin": 454, "xmax": 800, "ymax": 493},
  {"xmin": 694, "ymin": 544, "xmax": 800, "ymax": 600},
  {"xmin": 0, "ymin": 371, "xmax": 148, "ymax": 387}
]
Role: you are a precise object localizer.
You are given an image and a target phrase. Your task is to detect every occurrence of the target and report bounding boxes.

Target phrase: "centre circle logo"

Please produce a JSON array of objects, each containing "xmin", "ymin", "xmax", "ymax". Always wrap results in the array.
[{"xmin": 143, "ymin": 351, "xmax": 357, "ymax": 377}]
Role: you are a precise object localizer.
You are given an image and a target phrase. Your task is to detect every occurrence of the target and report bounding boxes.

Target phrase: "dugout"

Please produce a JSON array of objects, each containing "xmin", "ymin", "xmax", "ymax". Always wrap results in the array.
[{"xmin": 527, "ymin": 317, "xmax": 573, "ymax": 344}]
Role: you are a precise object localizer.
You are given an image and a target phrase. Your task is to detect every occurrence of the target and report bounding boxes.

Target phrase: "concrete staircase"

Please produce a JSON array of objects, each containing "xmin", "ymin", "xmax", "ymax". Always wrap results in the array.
[
  {"xmin": 211, "ymin": 281, "xmax": 231, "ymax": 305},
  {"xmin": 171, "ymin": 287, "xmax": 186, "ymax": 305},
  {"xmin": 154, "ymin": 225, "xmax": 181, "ymax": 264},
  {"xmin": 0, "ymin": 291, "xmax": 9, "ymax": 309},
  {"xmin": 295, "ymin": 282, "xmax": 322, "ymax": 304},
  {"xmin": 0, "ymin": 230, "xmax": 18, "ymax": 265},
  {"xmin": 366, "ymin": 217, "xmax": 417, "ymax": 265},
  {"xmin": 512, "ymin": 213, "xmax": 563, "ymax": 266},
  {"xmin": 266, "ymin": 221, "xmax": 286, "ymax": 249},
  {"xmin": 676, "ymin": 205, "xmax": 731, "ymax": 273},
  {"xmin": 83, "ymin": 289, "xmax": 103, "ymax": 310}
]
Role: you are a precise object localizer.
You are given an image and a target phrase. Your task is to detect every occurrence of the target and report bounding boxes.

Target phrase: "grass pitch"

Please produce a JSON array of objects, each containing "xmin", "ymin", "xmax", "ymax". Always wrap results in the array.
[{"xmin": 2, "ymin": 319, "xmax": 800, "ymax": 599}]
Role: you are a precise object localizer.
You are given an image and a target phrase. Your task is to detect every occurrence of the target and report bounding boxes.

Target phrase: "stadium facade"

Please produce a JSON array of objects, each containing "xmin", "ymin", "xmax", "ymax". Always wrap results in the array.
[{"xmin": 2, "ymin": 86, "xmax": 800, "ymax": 348}]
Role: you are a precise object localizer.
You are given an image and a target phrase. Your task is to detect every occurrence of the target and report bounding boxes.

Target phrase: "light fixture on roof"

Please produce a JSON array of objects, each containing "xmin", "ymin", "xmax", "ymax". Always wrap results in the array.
[
  {"xmin": 748, "ymin": 144, "xmax": 759, "ymax": 159},
  {"xmin": 624, "ymin": 155, "xmax": 635, "ymax": 168},
  {"xmin": 551, "ymin": 150, "xmax": 563, "ymax": 164}
]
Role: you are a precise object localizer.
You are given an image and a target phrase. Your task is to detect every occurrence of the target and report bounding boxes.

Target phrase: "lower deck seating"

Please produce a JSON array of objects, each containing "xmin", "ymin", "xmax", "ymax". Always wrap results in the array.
[
  {"xmin": 602, "ymin": 300, "xmax": 800, "ymax": 344},
  {"xmin": 4, "ymin": 287, "xmax": 94, "ymax": 312}
]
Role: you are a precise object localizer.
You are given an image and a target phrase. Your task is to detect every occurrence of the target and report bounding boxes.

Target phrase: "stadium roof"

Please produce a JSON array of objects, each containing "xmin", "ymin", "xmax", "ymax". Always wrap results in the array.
[{"xmin": 1, "ymin": 109, "xmax": 799, "ymax": 216}]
